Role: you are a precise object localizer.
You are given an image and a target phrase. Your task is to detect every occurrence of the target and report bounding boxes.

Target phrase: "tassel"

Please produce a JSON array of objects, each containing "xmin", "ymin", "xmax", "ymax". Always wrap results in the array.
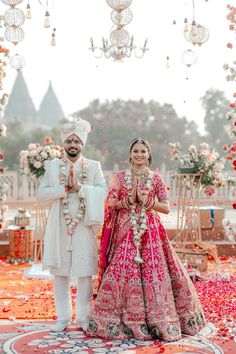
[
  {"xmin": 134, "ymin": 247, "xmax": 143, "ymax": 264},
  {"xmin": 67, "ymin": 237, "xmax": 73, "ymax": 252}
]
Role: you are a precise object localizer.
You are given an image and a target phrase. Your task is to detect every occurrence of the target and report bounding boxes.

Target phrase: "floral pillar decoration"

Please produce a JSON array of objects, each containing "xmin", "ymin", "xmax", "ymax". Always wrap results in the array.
[
  {"xmin": 223, "ymin": 2, "xmax": 236, "ymax": 213},
  {"xmin": 0, "ymin": 45, "xmax": 9, "ymax": 230}
]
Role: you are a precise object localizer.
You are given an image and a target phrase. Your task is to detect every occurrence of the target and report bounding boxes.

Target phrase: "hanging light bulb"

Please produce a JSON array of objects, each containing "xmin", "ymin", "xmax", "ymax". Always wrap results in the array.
[
  {"xmin": 25, "ymin": 2, "xmax": 32, "ymax": 19},
  {"xmin": 166, "ymin": 56, "xmax": 170, "ymax": 68},
  {"xmin": 43, "ymin": 10, "xmax": 50, "ymax": 28},
  {"xmin": 190, "ymin": 20, "xmax": 197, "ymax": 37},
  {"xmin": 184, "ymin": 18, "xmax": 189, "ymax": 32},
  {"xmin": 51, "ymin": 28, "xmax": 56, "ymax": 46}
]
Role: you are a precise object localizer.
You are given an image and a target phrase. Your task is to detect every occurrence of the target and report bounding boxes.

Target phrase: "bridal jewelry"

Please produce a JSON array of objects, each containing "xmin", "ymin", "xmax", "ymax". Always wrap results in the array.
[
  {"xmin": 60, "ymin": 156, "xmax": 88, "ymax": 250},
  {"xmin": 125, "ymin": 169, "xmax": 152, "ymax": 263},
  {"xmin": 130, "ymin": 166, "xmax": 148, "ymax": 177}
]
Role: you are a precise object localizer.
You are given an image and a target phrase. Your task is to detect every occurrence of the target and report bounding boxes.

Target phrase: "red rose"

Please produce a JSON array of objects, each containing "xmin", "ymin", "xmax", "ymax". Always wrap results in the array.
[
  {"xmin": 233, "ymin": 160, "xmax": 236, "ymax": 166},
  {"xmin": 232, "ymin": 203, "xmax": 236, "ymax": 209}
]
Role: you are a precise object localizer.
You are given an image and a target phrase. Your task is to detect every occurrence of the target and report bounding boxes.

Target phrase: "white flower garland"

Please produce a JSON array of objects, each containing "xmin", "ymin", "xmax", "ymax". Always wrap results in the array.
[
  {"xmin": 125, "ymin": 169, "xmax": 152, "ymax": 263},
  {"xmin": 60, "ymin": 157, "xmax": 88, "ymax": 245}
]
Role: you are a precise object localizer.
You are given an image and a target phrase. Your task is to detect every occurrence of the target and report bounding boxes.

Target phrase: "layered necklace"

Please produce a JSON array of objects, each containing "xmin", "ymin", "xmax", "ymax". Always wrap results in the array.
[
  {"xmin": 125, "ymin": 168, "xmax": 152, "ymax": 264},
  {"xmin": 59, "ymin": 156, "xmax": 88, "ymax": 248}
]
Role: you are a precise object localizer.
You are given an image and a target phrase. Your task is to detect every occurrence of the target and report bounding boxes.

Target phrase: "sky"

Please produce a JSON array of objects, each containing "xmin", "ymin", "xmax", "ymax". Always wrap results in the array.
[{"xmin": 1, "ymin": 0, "xmax": 236, "ymax": 134}]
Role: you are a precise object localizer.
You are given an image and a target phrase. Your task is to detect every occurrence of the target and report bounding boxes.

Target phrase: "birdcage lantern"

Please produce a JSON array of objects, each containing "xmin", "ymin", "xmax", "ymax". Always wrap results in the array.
[
  {"xmin": 9, "ymin": 53, "xmax": 25, "ymax": 71},
  {"xmin": 106, "ymin": 0, "xmax": 132, "ymax": 11},
  {"xmin": 4, "ymin": 26, "xmax": 24, "ymax": 45},
  {"xmin": 182, "ymin": 49, "xmax": 198, "ymax": 67},
  {"xmin": 184, "ymin": 22, "xmax": 209, "ymax": 46},
  {"xmin": 1, "ymin": 0, "xmax": 23, "ymax": 7},
  {"xmin": 4, "ymin": 8, "xmax": 25, "ymax": 27}
]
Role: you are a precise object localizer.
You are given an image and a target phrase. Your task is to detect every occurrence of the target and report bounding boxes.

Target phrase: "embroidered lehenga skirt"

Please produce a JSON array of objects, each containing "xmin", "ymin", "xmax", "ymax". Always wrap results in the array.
[{"xmin": 88, "ymin": 212, "xmax": 205, "ymax": 341}]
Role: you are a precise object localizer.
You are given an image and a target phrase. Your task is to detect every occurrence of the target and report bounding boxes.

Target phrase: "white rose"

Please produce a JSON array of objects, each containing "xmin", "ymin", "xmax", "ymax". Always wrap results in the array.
[
  {"xmin": 49, "ymin": 150, "xmax": 55, "ymax": 158},
  {"xmin": 33, "ymin": 161, "xmax": 42, "ymax": 169},
  {"xmin": 188, "ymin": 145, "xmax": 197, "ymax": 154},
  {"xmin": 29, "ymin": 149, "xmax": 37, "ymax": 157},
  {"xmin": 54, "ymin": 150, "xmax": 61, "ymax": 157},
  {"xmin": 20, "ymin": 150, "xmax": 28, "ymax": 157},
  {"xmin": 40, "ymin": 152, "xmax": 48, "ymax": 159},
  {"xmin": 28, "ymin": 144, "xmax": 37, "ymax": 150},
  {"xmin": 44, "ymin": 146, "xmax": 50, "ymax": 152}
]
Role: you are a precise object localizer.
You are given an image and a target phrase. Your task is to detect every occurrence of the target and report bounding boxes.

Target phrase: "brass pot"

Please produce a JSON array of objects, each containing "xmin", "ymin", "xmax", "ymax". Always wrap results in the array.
[{"xmin": 15, "ymin": 208, "xmax": 31, "ymax": 228}]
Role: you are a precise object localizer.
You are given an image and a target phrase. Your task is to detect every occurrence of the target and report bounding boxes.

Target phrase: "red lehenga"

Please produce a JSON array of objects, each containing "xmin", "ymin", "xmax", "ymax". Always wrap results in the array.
[{"xmin": 87, "ymin": 170, "xmax": 206, "ymax": 341}]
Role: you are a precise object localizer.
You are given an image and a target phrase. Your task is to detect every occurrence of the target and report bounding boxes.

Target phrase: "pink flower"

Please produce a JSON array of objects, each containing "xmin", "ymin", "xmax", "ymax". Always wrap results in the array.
[
  {"xmin": 44, "ymin": 136, "xmax": 53, "ymax": 144},
  {"xmin": 204, "ymin": 185, "xmax": 216, "ymax": 196},
  {"xmin": 223, "ymin": 144, "xmax": 229, "ymax": 151}
]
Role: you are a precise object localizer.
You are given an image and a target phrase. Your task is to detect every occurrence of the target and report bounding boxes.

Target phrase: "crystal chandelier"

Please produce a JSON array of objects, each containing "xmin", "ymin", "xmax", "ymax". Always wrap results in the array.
[{"xmin": 89, "ymin": 0, "xmax": 148, "ymax": 61}]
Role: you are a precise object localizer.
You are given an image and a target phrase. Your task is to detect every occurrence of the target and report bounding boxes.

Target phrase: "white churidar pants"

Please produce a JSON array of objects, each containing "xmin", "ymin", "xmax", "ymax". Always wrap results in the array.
[{"xmin": 54, "ymin": 275, "xmax": 92, "ymax": 322}]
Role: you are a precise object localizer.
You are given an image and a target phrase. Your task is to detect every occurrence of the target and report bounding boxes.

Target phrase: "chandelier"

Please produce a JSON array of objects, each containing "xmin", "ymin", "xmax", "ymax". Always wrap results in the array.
[
  {"xmin": 89, "ymin": 0, "xmax": 148, "ymax": 61},
  {"xmin": 183, "ymin": 0, "xmax": 209, "ymax": 46}
]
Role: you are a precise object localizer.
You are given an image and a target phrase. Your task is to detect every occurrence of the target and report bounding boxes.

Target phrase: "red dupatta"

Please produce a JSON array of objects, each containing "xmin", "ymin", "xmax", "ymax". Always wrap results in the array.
[{"xmin": 97, "ymin": 200, "xmax": 117, "ymax": 289}]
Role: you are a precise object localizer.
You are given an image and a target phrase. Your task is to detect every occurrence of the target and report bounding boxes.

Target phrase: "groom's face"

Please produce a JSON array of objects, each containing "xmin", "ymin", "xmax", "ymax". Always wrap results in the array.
[{"xmin": 64, "ymin": 134, "xmax": 83, "ymax": 157}]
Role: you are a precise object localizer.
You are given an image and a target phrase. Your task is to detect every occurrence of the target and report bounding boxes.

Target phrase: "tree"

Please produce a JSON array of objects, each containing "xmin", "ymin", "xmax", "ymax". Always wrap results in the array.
[{"xmin": 201, "ymin": 88, "xmax": 233, "ymax": 153}]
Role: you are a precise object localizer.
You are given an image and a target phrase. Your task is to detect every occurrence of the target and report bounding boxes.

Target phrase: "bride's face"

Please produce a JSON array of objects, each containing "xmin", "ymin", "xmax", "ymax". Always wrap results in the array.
[{"xmin": 130, "ymin": 143, "xmax": 149, "ymax": 168}]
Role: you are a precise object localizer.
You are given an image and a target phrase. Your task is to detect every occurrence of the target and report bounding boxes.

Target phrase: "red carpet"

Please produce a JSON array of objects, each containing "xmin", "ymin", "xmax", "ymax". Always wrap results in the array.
[{"xmin": 0, "ymin": 257, "xmax": 236, "ymax": 353}]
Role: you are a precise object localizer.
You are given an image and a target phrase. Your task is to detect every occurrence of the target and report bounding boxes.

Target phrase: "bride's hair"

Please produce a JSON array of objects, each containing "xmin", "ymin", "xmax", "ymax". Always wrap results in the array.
[{"xmin": 129, "ymin": 137, "xmax": 152, "ymax": 166}]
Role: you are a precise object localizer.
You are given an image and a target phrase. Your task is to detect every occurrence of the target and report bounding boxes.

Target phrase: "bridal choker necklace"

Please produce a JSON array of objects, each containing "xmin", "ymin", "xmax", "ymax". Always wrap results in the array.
[{"xmin": 130, "ymin": 166, "xmax": 148, "ymax": 177}]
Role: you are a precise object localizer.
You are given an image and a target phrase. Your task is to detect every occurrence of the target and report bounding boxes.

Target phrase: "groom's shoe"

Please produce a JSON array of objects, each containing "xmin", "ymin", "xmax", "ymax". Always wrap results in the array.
[
  {"xmin": 81, "ymin": 320, "xmax": 89, "ymax": 332},
  {"xmin": 76, "ymin": 319, "xmax": 89, "ymax": 331},
  {"xmin": 50, "ymin": 320, "xmax": 69, "ymax": 332}
]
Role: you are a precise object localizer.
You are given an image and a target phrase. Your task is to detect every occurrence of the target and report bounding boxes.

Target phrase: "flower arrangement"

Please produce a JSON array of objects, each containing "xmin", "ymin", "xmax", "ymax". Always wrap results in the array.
[
  {"xmin": 124, "ymin": 169, "xmax": 152, "ymax": 263},
  {"xmin": 225, "ymin": 98, "xmax": 236, "ymax": 137},
  {"xmin": 223, "ymin": 142, "xmax": 236, "ymax": 171},
  {"xmin": 169, "ymin": 142, "xmax": 225, "ymax": 195},
  {"xmin": 19, "ymin": 136, "xmax": 63, "ymax": 178}
]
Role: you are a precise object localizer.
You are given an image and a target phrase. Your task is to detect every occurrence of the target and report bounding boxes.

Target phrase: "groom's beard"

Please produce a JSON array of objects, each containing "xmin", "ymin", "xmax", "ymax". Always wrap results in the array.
[{"xmin": 65, "ymin": 146, "xmax": 82, "ymax": 158}]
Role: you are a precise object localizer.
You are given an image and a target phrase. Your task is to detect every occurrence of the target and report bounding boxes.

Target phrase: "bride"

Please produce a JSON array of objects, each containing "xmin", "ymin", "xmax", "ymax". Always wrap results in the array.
[{"xmin": 87, "ymin": 137, "xmax": 205, "ymax": 341}]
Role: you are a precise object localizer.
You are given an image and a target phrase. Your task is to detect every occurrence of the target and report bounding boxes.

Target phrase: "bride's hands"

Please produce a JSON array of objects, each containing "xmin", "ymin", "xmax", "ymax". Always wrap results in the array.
[
  {"xmin": 136, "ymin": 179, "xmax": 148, "ymax": 205},
  {"xmin": 136, "ymin": 179, "xmax": 155, "ymax": 209},
  {"xmin": 128, "ymin": 178, "xmax": 138, "ymax": 204}
]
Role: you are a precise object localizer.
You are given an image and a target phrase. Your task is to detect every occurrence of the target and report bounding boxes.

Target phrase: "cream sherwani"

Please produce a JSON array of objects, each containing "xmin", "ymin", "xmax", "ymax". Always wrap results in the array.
[
  {"xmin": 38, "ymin": 155, "xmax": 107, "ymax": 323},
  {"xmin": 38, "ymin": 155, "xmax": 106, "ymax": 276}
]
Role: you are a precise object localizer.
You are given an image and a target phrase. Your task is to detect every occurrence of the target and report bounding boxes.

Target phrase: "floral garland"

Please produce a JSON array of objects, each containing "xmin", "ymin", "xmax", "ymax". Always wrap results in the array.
[
  {"xmin": 60, "ymin": 156, "xmax": 88, "ymax": 245},
  {"xmin": 125, "ymin": 169, "xmax": 152, "ymax": 264}
]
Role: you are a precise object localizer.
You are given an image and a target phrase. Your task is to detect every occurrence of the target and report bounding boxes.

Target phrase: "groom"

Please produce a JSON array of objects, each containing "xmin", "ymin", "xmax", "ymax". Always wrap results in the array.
[{"xmin": 38, "ymin": 117, "xmax": 107, "ymax": 332}]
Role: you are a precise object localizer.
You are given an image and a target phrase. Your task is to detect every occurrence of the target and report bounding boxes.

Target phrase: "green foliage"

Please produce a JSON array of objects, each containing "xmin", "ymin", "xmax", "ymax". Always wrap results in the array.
[
  {"xmin": 77, "ymin": 99, "xmax": 201, "ymax": 170},
  {"xmin": 1, "ymin": 92, "xmax": 232, "ymax": 172},
  {"xmin": 201, "ymin": 88, "xmax": 233, "ymax": 151}
]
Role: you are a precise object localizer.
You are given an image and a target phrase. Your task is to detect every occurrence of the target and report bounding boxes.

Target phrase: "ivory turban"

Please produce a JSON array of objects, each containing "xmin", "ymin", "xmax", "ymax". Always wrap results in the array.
[{"xmin": 61, "ymin": 117, "xmax": 91, "ymax": 146}]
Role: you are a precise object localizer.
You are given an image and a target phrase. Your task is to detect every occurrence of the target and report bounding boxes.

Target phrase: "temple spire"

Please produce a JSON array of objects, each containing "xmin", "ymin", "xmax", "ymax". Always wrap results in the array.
[
  {"xmin": 4, "ymin": 72, "xmax": 37, "ymax": 123},
  {"xmin": 37, "ymin": 81, "xmax": 64, "ymax": 128}
]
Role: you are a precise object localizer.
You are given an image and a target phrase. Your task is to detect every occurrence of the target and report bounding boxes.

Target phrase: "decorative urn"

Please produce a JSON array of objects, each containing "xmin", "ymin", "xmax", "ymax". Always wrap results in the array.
[{"xmin": 14, "ymin": 208, "xmax": 31, "ymax": 228}]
